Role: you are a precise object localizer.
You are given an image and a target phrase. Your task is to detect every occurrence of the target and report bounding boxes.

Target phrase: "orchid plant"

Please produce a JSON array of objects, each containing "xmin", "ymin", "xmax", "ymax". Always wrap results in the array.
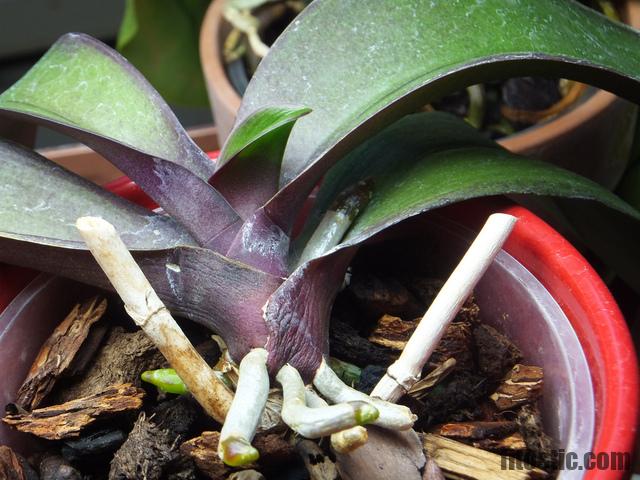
[{"xmin": 2, "ymin": 0, "xmax": 640, "ymax": 468}]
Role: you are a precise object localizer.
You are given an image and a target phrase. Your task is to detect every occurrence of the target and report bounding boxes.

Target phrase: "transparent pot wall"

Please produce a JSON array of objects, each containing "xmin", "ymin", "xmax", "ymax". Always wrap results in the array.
[{"xmin": 0, "ymin": 276, "xmax": 97, "ymax": 452}]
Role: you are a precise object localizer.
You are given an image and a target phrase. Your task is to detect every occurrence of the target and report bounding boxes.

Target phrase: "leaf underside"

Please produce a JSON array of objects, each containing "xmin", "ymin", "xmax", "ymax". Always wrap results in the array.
[
  {"xmin": 0, "ymin": 139, "xmax": 195, "ymax": 250},
  {"xmin": 0, "ymin": 141, "xmax": 281, "ymax": 362},
  {"xmin": 0, "ymin": 33, "xmax": 240, "ymax": 248},
  {"xmin": 0, "ymin": 232, "xmax": 282, "ymax": 364},
  {"xmin": 235, "ymin": 0, "xmax": 640, "ymax": 232}
]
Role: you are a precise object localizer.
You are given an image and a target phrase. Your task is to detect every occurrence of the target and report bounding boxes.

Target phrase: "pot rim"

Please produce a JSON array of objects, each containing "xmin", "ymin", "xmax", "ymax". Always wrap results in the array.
[
  {"xmin": 502, "ymin": 204, "xmax": 639, "ymax": 480},
  {"xmin": 444, "ymin": 199, "xmax": 639, "ymax": 480},
  {"xmin": 200, "ymin": 0, "xmax": 242, "ymax": 137}
]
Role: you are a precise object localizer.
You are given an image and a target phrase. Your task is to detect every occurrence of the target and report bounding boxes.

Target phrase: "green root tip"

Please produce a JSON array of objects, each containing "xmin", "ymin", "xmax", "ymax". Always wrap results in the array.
[
  {"xmin": 354, "ymin": 403, "xmax": 379, "ymax": 425},
  {"xmin": 219, "ymin": 437, "xmax": 260, "ymax": 467},
  {"xmin": 140, "ymin": 368, "xmax": 188, "ymax": 395}
]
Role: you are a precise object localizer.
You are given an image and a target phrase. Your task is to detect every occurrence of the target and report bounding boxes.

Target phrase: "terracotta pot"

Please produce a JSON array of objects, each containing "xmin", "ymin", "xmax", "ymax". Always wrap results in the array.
[
  {"xmin": 0, "ymin": 156, "xmax": 637, "ymax": 478},
  {"xmin": 35, "ymin": 125, "xmax": 219, "ymax": 185},
  {"xmin": 499, "ymin": 1, "xmax": 640, "ymax": 190},
  {"xmin": 200, "ymin": 0, "xmax": 640, "ymax": 188},
  {"xmin": 200, "ymin": 0, "xmax": 243, "ymax": 145}
]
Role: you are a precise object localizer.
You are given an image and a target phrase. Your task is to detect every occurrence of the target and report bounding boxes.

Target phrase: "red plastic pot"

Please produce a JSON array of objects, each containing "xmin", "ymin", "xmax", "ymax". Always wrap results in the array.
[
  {"xmin": 445, "ymin": 200, "xmax": 639, "ymax": 480},
  {"xmin": 0, "ymin": 157, "xmax": 637, "ymax": 479}
]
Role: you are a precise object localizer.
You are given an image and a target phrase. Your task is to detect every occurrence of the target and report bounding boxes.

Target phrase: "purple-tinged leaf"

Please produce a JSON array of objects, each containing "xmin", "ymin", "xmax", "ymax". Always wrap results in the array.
[
  {"xmin": 263, "ymin": 247, "xmax": 355, "ymax": 380},
  {"xmin": 225, "ymin": 208, "xmax": 290, "ymax": 277},
  {"xmin": 211, "ymin": 106, "xmax": 311, "ymax": 219},
  {"xmin": 0, "ymin": 239, "xmax": 282, "ymax": 363},
  {"xmin": 0, "ymin": 140, "xmax": 282, "ymax": 361},
  {"xmin": 133, "ymin": 246, "xmax": 283, "ymax": 362},
  {"xmin": 0, "ymin": 33, "xmax": 239, "ymax": 248},
  {"xmin": 0, "ymin": 139, "xmax": 195, "ymax": 250}
]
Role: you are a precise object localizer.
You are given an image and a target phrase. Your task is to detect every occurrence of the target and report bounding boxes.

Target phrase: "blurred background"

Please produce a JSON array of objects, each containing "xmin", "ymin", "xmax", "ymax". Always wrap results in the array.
[{"xmin": 0, "ymin": 0, "xmax": 213, "ymax": 149}]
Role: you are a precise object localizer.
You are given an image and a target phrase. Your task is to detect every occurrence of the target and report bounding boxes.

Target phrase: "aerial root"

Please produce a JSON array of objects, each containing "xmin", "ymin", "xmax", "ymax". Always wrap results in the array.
[
  {"xmin": 305, "ymin": 387, "xmax": 369, "ymax": 453},
  {"xmin": 218, "ymin": 348, "xmax": 270, "ymax": 466},
  {"xmin": 313, "ymin": 358, "xmax": 417, "ymax": 430},
  {"xmin": 276, "ymin": 364, "xmax": 379, "ymax": 439}
]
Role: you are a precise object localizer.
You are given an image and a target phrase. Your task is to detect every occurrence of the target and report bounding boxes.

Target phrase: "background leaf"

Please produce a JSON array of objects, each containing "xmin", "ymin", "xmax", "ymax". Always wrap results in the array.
[{"xmin": 116, "ymin": 0, "xmax": 210, "ymax": 107}]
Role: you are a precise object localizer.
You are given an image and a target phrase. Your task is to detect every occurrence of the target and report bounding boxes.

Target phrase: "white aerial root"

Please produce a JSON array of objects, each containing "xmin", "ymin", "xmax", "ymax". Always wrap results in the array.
[
  {"xmin": 218, "ymin": 348, "xmax": 270, "ymax": 466},
  {"xmin": 276, "ymin": 364, "xmax": 379, "ymax": 438},
  {"xmin": 312, "ymin": 358, "xmax": 416, "ymax": 430},
  {"xmin": 76, "ymin": 216, "xmax": 234, "ymax": 423},
  {"xmin": 305, "ymin": 387, "xmax": 368, "ymax": 453},
  {"xmin": 371, "ymin": 213, "xmax": 517, "ymax": 402}
]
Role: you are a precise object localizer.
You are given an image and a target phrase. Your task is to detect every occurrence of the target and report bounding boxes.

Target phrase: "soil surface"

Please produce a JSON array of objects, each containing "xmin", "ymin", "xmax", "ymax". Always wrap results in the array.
[{"xmin": 2, "ymin": 243, "xmax": 555, "ymax": 479}]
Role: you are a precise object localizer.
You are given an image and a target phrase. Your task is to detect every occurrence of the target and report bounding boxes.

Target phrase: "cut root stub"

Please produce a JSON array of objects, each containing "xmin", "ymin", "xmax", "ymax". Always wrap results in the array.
[{"xmin": 3, "ymin": 383, "xmax": 144, "ymax": 440}]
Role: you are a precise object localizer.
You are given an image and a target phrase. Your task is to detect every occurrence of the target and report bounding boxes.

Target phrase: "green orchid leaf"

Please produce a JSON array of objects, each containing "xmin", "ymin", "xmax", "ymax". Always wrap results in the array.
[
  {"xmin": 218, "ymin": 106, "xmax": 312, "ymax": 166},
  {"xmin": 617, "ymin": 163, "xmax": 640, "ymax": 210},
  {"xmin": 296, "ymin": 112, "xmax": 497, "ymax": 251},
  {"xmin": 0, "ymin": 33, "xmax": 212, "ymax": 179},
  {"xmin": 211, "ymin": 106, "xmax": 311, "ymax": 218},
  {"xmin": 616, "ymin": 116, "xmax": 640, "ymax": 210},
  {"xmin": 117, "ymin": 0, "xmax": 210, "ymax": 107},
  {"xmin": 298, "ymin": 113, "xmax": 640, "ymax": 290},
  {"xmin": 0, "ymin": 139, "xmax": 195, "ymax": 250},
  {"xmin": 237, "ymin": 0, "xmax": 640, "ymax": 233},
  {"xmin": 0, "ymin": 33, "xmax": 241, "ymax": 249}
]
